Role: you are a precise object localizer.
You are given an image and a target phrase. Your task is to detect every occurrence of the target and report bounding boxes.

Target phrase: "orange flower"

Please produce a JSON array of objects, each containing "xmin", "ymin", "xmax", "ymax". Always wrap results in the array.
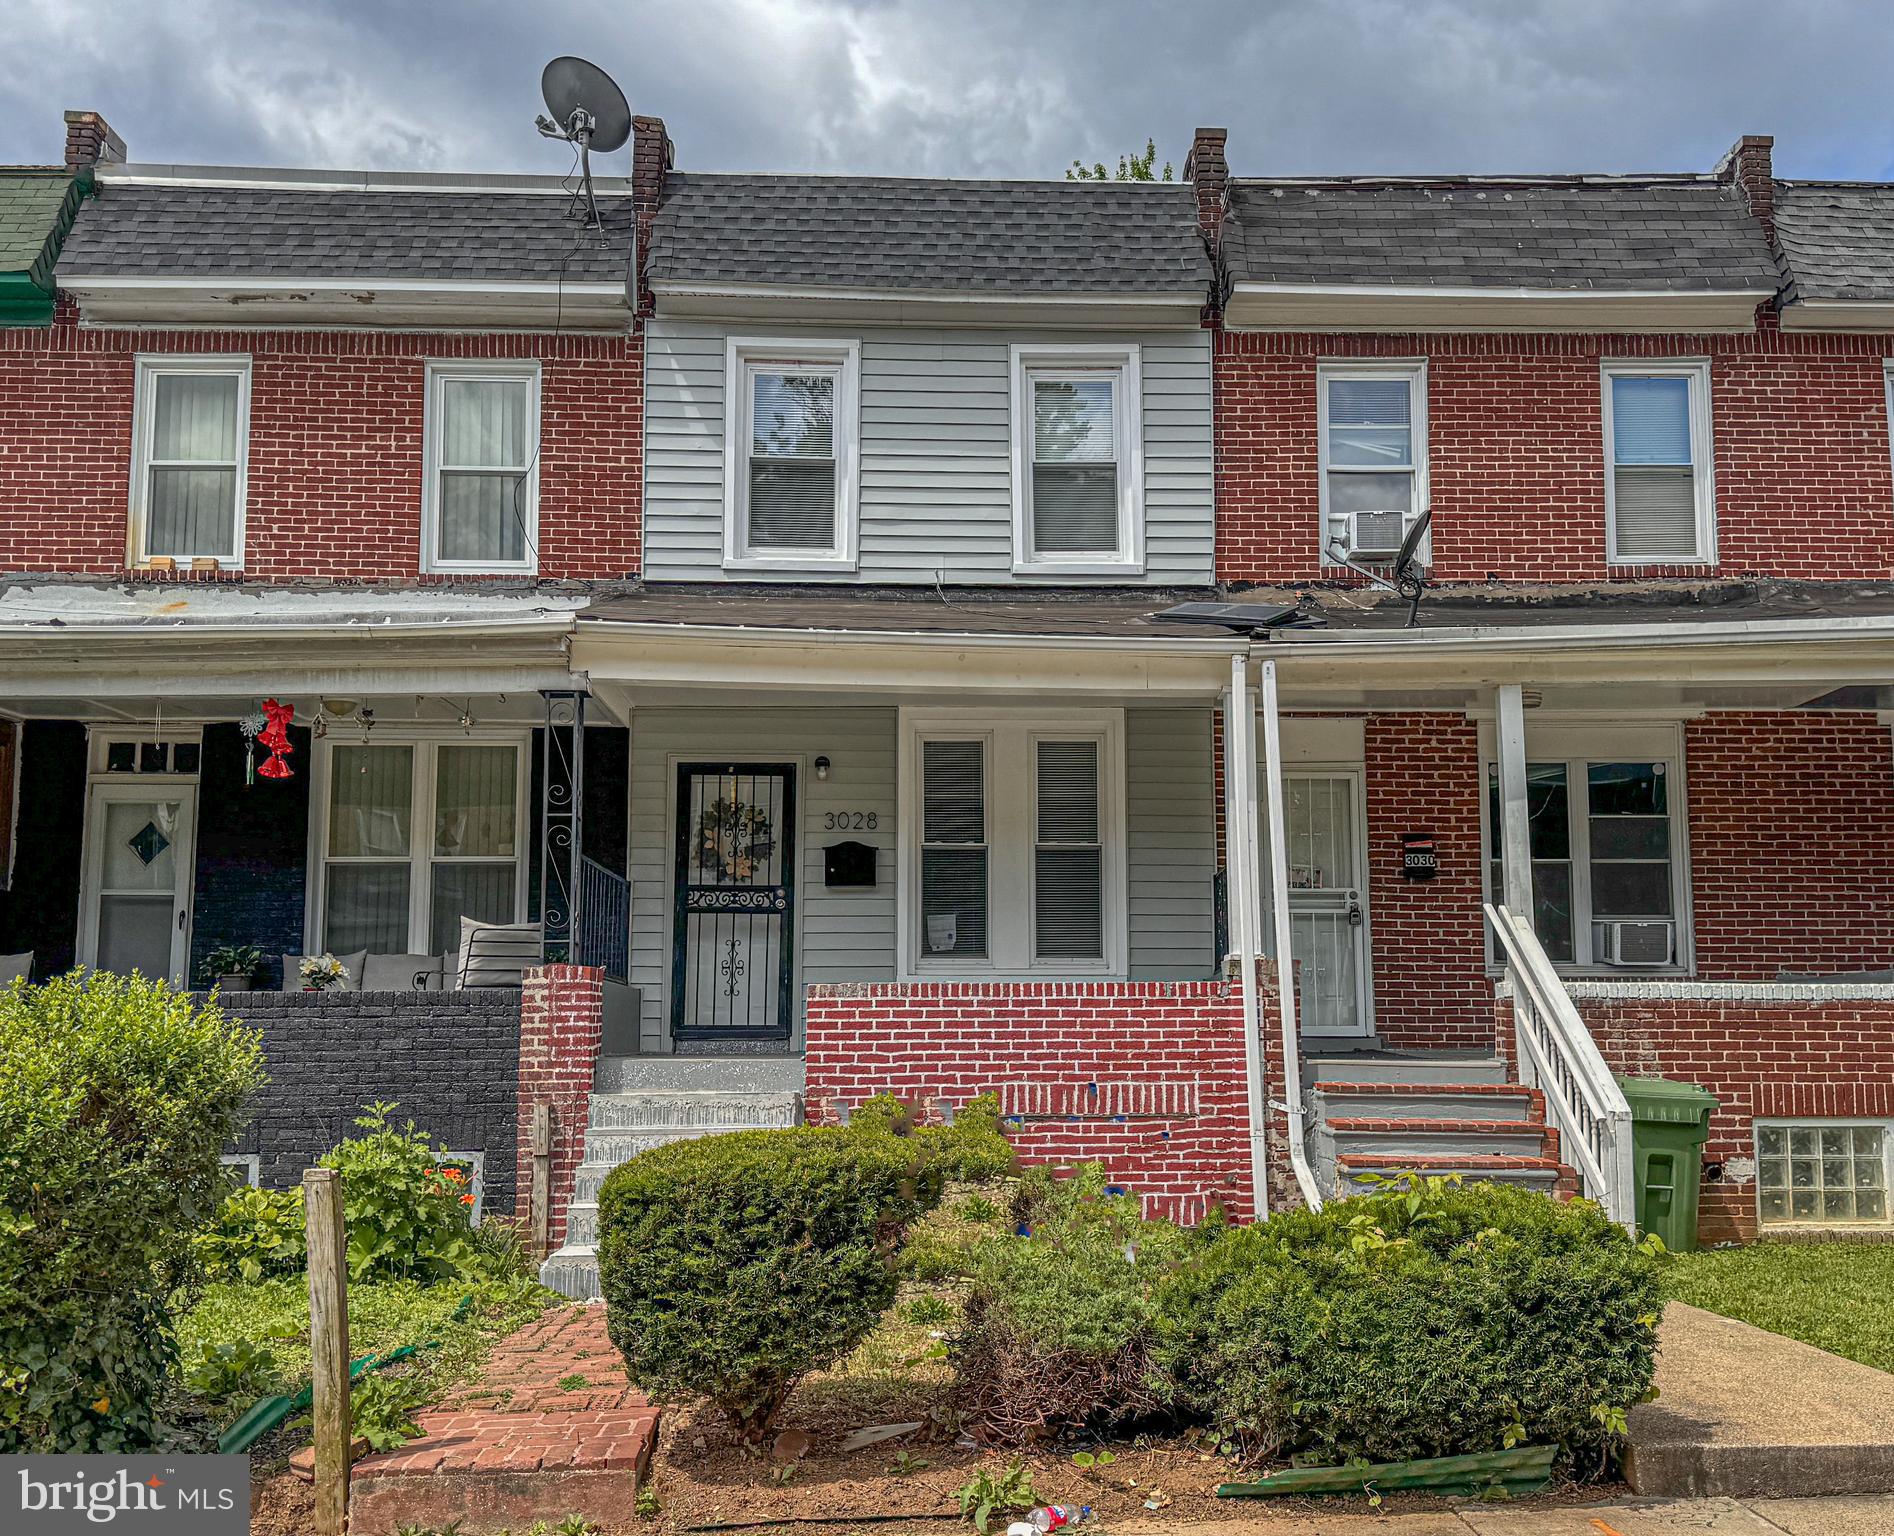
[
  {"xmin": 442, "ymin": 1167, "xmax": 465, "ymax": 1183},
  {"xmin": 459, "ymin": 1193, "xmax": 475, "ymax": 1206}
]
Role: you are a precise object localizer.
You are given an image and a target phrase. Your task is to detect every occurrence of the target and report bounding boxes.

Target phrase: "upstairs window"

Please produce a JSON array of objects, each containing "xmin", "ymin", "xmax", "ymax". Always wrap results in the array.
[
  {"xmin": 423, "ymin": 361, "xmax": 539, "ymax": 574},
  {"xmin": 1318, "ymin": 361, "xmax": 1427, "ymax": 566},
  {"xmin": 1603, "ymin": 361, "xmax": 1714, "ymax": 564},
  {"xmin": 1011, "ymin": 346, "xmax": 1143, "ymax": 575},
  {"xmin": 723, "ymin": 338, "xmax": 859, "ymax": 570},
  {"xmin": 130, "ymin": 356, "xmax": 250, "ymax": 567}
]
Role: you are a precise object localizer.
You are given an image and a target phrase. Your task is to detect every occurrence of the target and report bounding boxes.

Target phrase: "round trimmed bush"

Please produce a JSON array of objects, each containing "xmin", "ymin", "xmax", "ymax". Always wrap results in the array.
[
  {"xmin": 1154, "ymin": 1178, "xmax": 1663, "ymax": 1465},
  {"xmin": 0, "ymin": 972, "xmax": 264, "ymax": 1451}
]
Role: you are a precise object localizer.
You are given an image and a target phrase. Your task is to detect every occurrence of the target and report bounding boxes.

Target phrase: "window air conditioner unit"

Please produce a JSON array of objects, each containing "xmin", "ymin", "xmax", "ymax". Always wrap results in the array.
[
  {"xmin": 1601, "ymin": 920, "xmax": 1674, "ymax": 967},
  {"xmin": 1330, "ymin": 508, "xmax": 1424, "ymax": 563}
]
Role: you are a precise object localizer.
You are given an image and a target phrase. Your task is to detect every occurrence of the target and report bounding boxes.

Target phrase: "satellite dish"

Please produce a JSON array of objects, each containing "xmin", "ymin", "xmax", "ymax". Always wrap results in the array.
[
  {"xmin": 534, "ymin": 56, "xmax": 631, "ymax": 230},
  {"xmin": 539, "ymin": 56, "xmax": 631, "ymax": 153}
]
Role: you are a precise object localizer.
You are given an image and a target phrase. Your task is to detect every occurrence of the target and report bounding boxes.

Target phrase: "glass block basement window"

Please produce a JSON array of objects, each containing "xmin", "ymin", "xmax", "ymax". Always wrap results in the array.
[{"xmin": 1756, "ymin": 1123, "xmax": 1890, "ymax": 1225}]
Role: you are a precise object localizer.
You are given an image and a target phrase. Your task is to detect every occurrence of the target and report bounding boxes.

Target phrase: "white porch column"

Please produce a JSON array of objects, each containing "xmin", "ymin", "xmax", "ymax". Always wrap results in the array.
[
  {"xmin": 1494, "ymin": 683, "xmax": 1534, "ymax": 924},
  {"xmin": 1222, "ymin": 655, "xmax": 1268, "ymax": 1216}
]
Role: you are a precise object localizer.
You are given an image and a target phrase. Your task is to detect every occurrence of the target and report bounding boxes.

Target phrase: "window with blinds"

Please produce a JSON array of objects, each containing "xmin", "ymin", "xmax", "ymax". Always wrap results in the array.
[
  {"xmin": 1317, "ymin": 362, "xmax": 1427, "ymax": 565},
  {"xmin": 426, "ymin": 364, "xmax": 538, "ymax": 572},
  {"xmin": 747, "ymin": 367, "xmax": 839, "ymax": 551},
  {"xmin": 1034, "ymin": 740, "xmax": 1103, "ymax": 960},
  {"xmin": 919, "ymin": 739, "xmax": 987, "ymax": 958},
  {"xmin": 1605, "ymin": 364, "xmax": 1711, "ymax": 562},
  {"xmin": 133, "ymin": 359, "xmax": 249, "ymax": 563}
]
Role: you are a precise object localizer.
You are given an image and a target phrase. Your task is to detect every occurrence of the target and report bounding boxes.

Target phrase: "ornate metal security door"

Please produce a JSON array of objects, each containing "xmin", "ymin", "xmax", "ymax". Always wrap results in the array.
[{"xmin": 671, "ymin": 763, "xmax": 796, "ymax": 1042}]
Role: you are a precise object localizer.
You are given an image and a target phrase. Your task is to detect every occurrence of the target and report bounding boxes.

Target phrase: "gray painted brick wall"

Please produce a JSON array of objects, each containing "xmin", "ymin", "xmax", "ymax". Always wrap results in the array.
[{"xmin": 207, "ymin": 989, "xmax": 523, "ymax": 1215}]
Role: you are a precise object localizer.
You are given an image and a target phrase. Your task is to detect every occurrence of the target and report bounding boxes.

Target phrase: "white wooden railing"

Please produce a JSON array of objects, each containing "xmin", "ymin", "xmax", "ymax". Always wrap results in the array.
[{"xmin": 1484, "ymin": 903, "xmax": 1636, "ymax": 1228}]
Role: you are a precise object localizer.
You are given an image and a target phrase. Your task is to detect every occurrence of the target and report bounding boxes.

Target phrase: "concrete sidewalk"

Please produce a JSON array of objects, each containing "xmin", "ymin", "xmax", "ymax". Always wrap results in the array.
[
  {"xmin": 1625, "ymin": 1303, "xmax": 1894, "ymax": 1498},
  {"xmin": 1118, "ymin": 1492, "xmax": 1894, "ymax": 1533}
]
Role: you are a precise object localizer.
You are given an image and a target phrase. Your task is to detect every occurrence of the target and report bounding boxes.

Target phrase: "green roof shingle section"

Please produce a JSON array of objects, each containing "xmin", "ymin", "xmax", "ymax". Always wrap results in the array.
[{"xmin": 0, "ymin": 167, "xmax": 88, "ymax": 325}]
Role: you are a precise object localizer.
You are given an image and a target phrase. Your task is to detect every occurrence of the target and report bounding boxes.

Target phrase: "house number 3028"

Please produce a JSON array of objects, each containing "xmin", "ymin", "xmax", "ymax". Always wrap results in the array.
[{"xmin": 823, "ymin": 811, "xmax": 879, "ymax": 831}]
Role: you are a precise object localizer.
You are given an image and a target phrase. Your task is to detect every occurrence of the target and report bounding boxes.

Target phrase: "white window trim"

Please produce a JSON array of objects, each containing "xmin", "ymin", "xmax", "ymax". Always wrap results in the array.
[
  {"xmin": 1602, "ymin": 358, "xmax": 1716, "ymax": 566},
  {"xmin": 420, "ymin": 358, "xmax": 542, "ymax": 576},
  {"xmin": 444, "ymin": 1150, "xmax": 487, "ymax": 1225},
  {"xmin": 220, "ymin": 1153, "xmax": 261, "ymax": 1187},
  {"xmin": 1754, "ymin": 1118, "xmax": 1894, "ymax": 1230},
  {"xmin": 1477, "ymin": 721, "xmax": 1694, "ymax": 976},
  {"xmin": 1010, "ymin": 343, "xmax": 1145, "ymax": 577},
  {"xmin": 896, "ymin": 707, "xmax": 1127, "ymax": 980},
  {"xmin": 128, "ymin": 354, "xmax": 252, "ymax": 568},
  {"xmin": 1884, "ymin": 361, "xmax": 1894, "ymax": 506},
  {"xmin": 721, "ymin": 336, "xmax": 861, "ymax": 573},
  {"xmin": 1316, "ymin": 358, "xmax": 1430, "ymax": 569},
  {"xmin": 305, "ymin": 731, "xmax": 532, "ymax": 958}
]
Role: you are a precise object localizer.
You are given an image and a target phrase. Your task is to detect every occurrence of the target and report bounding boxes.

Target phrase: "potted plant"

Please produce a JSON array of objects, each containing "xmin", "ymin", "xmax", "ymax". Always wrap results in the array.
[
  {"xmin": 203, "ymin": 943, "xmax": 264, "ymax": 993},
  {"xmin": 298, "ymin": 953, "xmax": 350, "ymax": 992}
]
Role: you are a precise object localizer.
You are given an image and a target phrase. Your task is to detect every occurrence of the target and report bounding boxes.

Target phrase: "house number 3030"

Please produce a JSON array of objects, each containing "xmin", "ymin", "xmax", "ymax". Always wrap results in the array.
[{"xmin": 823, "ymin": 811, "xmax": 878, "ymax": 830}]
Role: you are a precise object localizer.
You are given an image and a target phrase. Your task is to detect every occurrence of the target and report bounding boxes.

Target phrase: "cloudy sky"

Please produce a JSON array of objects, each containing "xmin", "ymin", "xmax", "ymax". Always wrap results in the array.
[{"xmin": 4, "ymin": 0, "xmax": 1892, "ymax": 182}]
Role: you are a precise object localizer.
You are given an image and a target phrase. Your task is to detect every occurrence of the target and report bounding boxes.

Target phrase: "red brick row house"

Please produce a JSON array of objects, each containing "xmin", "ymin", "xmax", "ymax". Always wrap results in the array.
[{"xmin": 3, "ymin": 109, "xmax": 1893, "ymax": 1291}]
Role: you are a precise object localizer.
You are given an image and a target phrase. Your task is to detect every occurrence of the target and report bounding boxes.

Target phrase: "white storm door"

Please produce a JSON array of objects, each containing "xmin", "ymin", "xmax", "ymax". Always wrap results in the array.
[
  {"xmin": 1273, "ymin": 772, "xmax": 1370, "ymax": 1038},
  {"xmin": 80, "ymin": 783, "xmax": 198, "ymax": 985}
]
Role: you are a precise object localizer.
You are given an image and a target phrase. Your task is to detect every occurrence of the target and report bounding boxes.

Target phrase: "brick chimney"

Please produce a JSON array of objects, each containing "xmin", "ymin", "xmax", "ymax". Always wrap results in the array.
[
  {"xmin": 630, "ymin": 114, "xmax": 672, "ymax": 317},
  {"xmin": 63, "ymin": 110, "xmax": 126, "ymax": 172},
  {"xmin": 1183, "ymin": 126, "xmax": 1229, "ymax": 238},
  {"xmin": 1717, "ymin": 134, "xmax": 1775, "ymax": 244}
]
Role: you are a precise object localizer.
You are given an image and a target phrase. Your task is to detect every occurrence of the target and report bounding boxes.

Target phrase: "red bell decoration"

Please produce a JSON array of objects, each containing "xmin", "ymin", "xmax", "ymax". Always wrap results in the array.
[{"xmin": 256, "ymin": 698, "xmax": 295, "ymax": 780}]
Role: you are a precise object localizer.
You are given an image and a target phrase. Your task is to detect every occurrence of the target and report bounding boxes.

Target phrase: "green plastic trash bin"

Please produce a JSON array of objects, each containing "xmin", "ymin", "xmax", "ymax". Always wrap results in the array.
[{"xmin": 1615, "ymin": 1075, "xmax": 1718, "ymax": 1252}]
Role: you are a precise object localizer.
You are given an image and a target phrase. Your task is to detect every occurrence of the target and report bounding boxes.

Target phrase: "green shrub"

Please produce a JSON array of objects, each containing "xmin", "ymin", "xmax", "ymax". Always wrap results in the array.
[
  {"xmin": 849, "ymin": 1091, "xmax": 1017, "ymax": 1185},
  {"xmin": 183, "ymin": 1338, "xmax": 280, "ymax": 1401},
  {"xmin": 597, "ymin": 1125, "xmax": 952, "ymax": 1437},
  {"xmin": 951, "ymin": 1165, "xmax": 1199, "ymax": 1444},
  {"xmin": 0, "ymin": 971, "xmax": 264, "ymax": 1451},
  {"xmin": 320, "ymin": 1103, "xmax": 480, "ymax": 1283},
  {"xmin": 1155, "ymin": 1177, "xmax": 1663, "ymax": 1465},
  {"xmin": 195, "ymin": 1183, "xmax": 307, "ymax": 1283}
]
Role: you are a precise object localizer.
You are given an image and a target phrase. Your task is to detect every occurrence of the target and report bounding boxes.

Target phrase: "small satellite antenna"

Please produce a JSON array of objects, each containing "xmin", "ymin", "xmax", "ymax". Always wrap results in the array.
[
  {"xmin": 1325, "ymin": 507, "xmax": 1434, "ymax": 628},
  {"xmin": 535, "ymin": 55, "xmax": 631, "ymax": 231}
]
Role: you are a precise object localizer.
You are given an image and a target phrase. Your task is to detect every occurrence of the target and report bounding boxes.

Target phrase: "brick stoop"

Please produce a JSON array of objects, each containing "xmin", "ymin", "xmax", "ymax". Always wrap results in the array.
[{"xmin": 347, "ymin": 1307, "xmax": 656, "ymax": 1536}]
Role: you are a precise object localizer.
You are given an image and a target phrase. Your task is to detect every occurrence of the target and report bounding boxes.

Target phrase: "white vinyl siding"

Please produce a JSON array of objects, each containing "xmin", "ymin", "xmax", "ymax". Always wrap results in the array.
[
  {"xmin": 130, "ymin": 356, "xmax": 250, "ymax": 566},
  {"xmin": 646, "ymin": 322, "xmax": 1212, "ymax": 585},
  {"xmin": 1603, "ymin": 361, "xmax": 1715, "ymax": 564},
  {"xmin": 722, "ymin": 337, "xmax": 860, "ymax": 570},
  {"xmin": 1125, "ymin": 708, "xmax": 1217, "ymax": 980},
  {"xmin": 1317, "ymin": 360, "xmax": 1427, "ymax": 567},
  {"xmin": 421, "ymin": 361, "xmax": 540, "ymax": 574}
]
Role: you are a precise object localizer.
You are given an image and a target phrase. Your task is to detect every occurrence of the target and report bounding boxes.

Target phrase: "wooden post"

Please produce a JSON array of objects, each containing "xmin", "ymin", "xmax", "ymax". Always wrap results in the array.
[
  {"xmin": 530, "ymin": 1102, "xmax": 553, "ymax": 1258},
  {"xmin": 304, "ymin": 1167, "xmax": 350, "ymax": 1536}
]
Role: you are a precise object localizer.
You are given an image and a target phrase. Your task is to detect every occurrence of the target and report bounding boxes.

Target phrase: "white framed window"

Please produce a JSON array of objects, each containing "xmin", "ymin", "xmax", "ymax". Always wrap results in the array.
[
  {"xmin": 1318, "ymin": 360, "xmax": 1428, "ymax": 566},
  {"xmin": 442, "ymin": 1151, "xmax": 487, "ymax": 1225},
  {"xmin": 1010, "ymin": 344, "xmax": 1144, "ymax": 575},
  {"xmin": 129, "ymin": 355, "xmax": 250, "ymax": 567},
  {"xmin": 1603, "ymin": 360, "xmax": 1715, "ymax": 564},
  {"xmin": 309, "ymin": 734, "xmax": 529, "ymax": 958},
  {"xmin": 1756, "ymin": 1121, "xmax": 1891, "ymax": 1226},
  {"xmin": 722, "ymin": 337, "xmax": 860, "ymax": 571},
  {"xmin": 898, "ymin": 710, "xmax": 1126, "ymax": 978},
  {"xmin": 421, "ymin": 360, "xmax": 540, "ymax": 574},
  {"xmin": 1481, "ymin": 725, "xmax": 1691, "ymax": 972},
  {"xmin": 219, "ymin": 1152, "xmax": 261, "ymax": 1188}
]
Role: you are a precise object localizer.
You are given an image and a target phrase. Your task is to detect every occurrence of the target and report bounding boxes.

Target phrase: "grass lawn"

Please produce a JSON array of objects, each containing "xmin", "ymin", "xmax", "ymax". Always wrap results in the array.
[{"xmin": 1662, "ymin": 1241, "xmax": 1894, "ymax": 1374}]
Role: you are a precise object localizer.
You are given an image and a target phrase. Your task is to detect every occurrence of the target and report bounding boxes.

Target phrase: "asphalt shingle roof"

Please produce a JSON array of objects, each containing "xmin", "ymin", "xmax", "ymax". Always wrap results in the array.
[
  {"xmin": 0, "ymin": 169, "xmax": 83, "ymax": 282},
  {"xmin": 644, "ymin": 173, "xmax": 1212, "ymax": 294},
  {"xmin": 1223, "ymin": 179, "xmax": 1781, "ymax": 292},
  {"xmin": 59, "ymin": 181, "xmax": 632, "ymax": 284},
  {"xmin": 1773, "ymin": 182, "xmax": 1894, "ymax": 303}
]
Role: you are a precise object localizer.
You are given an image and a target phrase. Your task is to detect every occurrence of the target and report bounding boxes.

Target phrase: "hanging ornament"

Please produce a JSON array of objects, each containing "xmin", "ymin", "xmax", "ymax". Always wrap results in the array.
[
  {"xmin": 238, "ymin": 708, "xmax": 267, "ymax": 787},
  {"xmin": 257, "ymin": 698, "xmax": 295, "ymax": 780}
]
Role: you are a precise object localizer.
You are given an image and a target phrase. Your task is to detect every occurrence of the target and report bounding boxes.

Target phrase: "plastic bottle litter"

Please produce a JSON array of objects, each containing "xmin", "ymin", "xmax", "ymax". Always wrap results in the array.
[{"xmin": 1028, "ymin": 1506, "xmax": 1085, "ymax": 1531}]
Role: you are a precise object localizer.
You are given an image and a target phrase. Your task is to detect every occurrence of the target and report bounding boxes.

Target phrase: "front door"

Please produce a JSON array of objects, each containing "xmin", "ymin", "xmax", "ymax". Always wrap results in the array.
[
  {"xmin": 671, "ymin": 763, "xmax": 796, "ymax": 1043},
  {"xmin": 1268, "ymin": 772, "xmax": 1371, "ymax": 1038},
  {"xmin": 80, "ymin": 782, "xmax": 199, "ymax": 986}
]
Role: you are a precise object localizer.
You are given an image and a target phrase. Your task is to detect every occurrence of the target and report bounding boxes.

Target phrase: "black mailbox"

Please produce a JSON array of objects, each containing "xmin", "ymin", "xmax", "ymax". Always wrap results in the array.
[{"xmin": 824, "ymin": 840, "xmax": 877, "ymax": 888}]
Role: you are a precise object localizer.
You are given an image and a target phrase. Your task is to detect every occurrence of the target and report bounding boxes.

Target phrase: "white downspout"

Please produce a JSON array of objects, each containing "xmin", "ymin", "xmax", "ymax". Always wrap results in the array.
[
  {"xmin": 1223, "ymin": 654, "xmax": 1269, "ymax": 1218},
  {"xmin": 1258, "ymin": 656, "xmax": 1323, "ymax": 1210}
]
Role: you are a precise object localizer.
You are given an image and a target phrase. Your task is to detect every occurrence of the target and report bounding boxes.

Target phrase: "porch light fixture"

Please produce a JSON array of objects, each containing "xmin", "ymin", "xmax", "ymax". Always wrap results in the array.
[{"xmin": 814, "ymin": 755, "xmax": 831, "ymax": 780}]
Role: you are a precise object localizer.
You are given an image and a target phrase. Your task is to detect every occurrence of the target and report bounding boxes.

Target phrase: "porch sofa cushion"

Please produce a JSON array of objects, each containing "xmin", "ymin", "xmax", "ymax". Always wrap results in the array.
[
  {"xmin": 0, "ymin": 951, "xmax": 30, "ymax": 986},
  {"xmin": 360, "ymin": 952, "xmax": 447, "ymax": 991},
  {"xmin": 280, "ymin": 950, "xmax": 367, "ymax": 991},
  {"xmin": 456, "ymin": 918, "xmax": 542, "ymax": 989}
]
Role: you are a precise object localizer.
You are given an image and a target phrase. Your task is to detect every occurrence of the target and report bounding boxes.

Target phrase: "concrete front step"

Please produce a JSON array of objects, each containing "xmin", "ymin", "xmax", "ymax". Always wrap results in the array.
[
  {"xmin": 1302, "ymin": 1051, "xmax": 1509, "ymax": 1088},
  {"xmin": 540, "ymin": 1243, "xmax": 601, "ymax": 1301},
  {"xmin": 1336, "ymin": 1150, "xmax": 1563, "ymax": 1193},
  {"xmin": 1326, "ymin": 1116, "xmax": 1555, "ymax": 1161},
  {"xmin": 1313, "ymin": 1080, "xmax": 1543, "ymax": 1123},
  {"xmin": 592, "ymin": 1054, "xmax": 803, "ymax": 1094},
  {"xmin": 587, "ymin": 1090, "xmax": 802, "ymax": 1131}
]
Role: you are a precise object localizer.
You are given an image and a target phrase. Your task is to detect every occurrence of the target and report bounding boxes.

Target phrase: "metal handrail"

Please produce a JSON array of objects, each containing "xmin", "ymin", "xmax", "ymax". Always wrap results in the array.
[
  {"xmin": 574, "ymin": 856, "xmax": 629, "ymax": 983},
  {"xmin": 1484, "ymin": 902, "xmax": 1635, "ymax": 1227}
]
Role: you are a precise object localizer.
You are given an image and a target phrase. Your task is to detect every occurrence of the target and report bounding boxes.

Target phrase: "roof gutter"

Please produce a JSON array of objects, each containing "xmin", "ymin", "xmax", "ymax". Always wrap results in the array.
[
  {"xmin": 1253, "ymin": 610, "xmax": 1894, "ymax": 660},
  {"xmin": 575, "ymin": 616, "xmax": 1247, "ymax": 655}
]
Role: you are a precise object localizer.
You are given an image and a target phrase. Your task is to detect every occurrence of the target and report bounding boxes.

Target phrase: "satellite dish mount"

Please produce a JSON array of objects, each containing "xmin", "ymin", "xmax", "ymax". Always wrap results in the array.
[
  {"xmin": 535, "ymin": 56, "xmax": 632, "ymax": 231},
  {"xmin": 1325, "ymin": 507, "xmax": 1433, "ymax": 628}
]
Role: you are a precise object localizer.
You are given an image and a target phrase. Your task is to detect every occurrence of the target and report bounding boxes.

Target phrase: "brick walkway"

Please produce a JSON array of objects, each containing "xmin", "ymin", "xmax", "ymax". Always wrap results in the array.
[{"xmin": 349, "ymin": 1305, "xmax": 658, "ymax": 1533}]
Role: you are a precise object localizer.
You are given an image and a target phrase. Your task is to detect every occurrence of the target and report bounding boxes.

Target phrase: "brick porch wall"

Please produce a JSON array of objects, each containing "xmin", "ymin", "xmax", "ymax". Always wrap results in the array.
[
  {"xmin": 1500, "ymin": 986, "xmax": 1894, "ymax": 1245},
  {"xmin": 516, "ymin": 965, "xmax": 605, "ymax": 1248},
  {"xmin": 0, "ymin": 300, "xmax": 642, "ymax": 580},
  {"xmin": 804, "ymin": 979, "xmax": 1264, "ymax": 1222}
]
